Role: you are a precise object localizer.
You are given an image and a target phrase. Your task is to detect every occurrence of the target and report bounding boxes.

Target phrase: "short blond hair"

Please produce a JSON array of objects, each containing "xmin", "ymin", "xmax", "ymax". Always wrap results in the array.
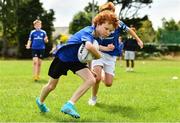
[{"xmin": 33, "ymin": 19, "xmax": 42, "ymax": 25}]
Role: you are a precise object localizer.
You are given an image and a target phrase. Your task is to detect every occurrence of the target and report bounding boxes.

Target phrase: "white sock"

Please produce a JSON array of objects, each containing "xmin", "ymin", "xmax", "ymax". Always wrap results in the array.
[
  {"xmin": 68, "ymin": 100, "xmax": 75, "ymax": 105},
  {"xmin": 92, "ymin": 96, "xmax": 97, "ymax": 101},
  {"xmin": 38, "ymin": 99, "xmax": 43, "ymax": 104}
]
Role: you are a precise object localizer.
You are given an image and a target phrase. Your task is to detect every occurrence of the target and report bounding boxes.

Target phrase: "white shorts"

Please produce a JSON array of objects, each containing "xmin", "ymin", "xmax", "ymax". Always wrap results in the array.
[
  {"xmin": 92, "ymin": 52, "xmax": 116, "ymax": 76},
  {"xmin": 124, "ymin": 51, "xmax": 135, "ymax": 60}
]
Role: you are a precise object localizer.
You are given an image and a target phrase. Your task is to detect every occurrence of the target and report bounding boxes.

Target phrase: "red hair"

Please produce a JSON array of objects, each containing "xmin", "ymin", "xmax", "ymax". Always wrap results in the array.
[
  {"xmin": 93, "ymin": 11, "xmax": 118, "ymax": 29},
  {"xmin": 99, "ymin": 2, "xmax": 115, "ymax": 13}
]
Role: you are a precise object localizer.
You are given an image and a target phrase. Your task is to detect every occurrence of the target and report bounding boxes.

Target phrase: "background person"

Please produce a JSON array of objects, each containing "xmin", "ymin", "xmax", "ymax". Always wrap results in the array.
[
  {"xmin": 50, "ymin": 34, "xmax": 68, "ymax": 54},
  {"xmin": 26, "ymin": 19, "xmax": 48, "ymax": 81},
  {"xmin": 123, "ymin": 25, "xmax": 140, "ymax": 72},
  {"xmin": 117, "ymin": 36, "xmax": 124, "ymax": 67}
]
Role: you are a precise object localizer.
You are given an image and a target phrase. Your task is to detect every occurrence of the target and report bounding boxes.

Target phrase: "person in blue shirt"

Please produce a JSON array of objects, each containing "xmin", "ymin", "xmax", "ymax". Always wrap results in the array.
[
  {"xmin": 26, "ymin": 19, "xmax": 48, "ymax": 81},
  {"xmin": 35, "ymin": 11, "xmax": 119, "ymax": 119},
  {"xmin": 88, "ymin": 2, "xmax": 144, "ymax": 106},
  {"xmin": 118, "ymin": 36, "xmax": 124, "ymax": 66}
]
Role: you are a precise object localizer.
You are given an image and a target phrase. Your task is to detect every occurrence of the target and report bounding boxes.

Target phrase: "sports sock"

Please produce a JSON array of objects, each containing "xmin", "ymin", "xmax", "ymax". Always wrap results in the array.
[
  {"xmin": 68, "ymin": 100, "xmax": 75, "ymax": 105},
  {"xmin": 92, "ymin": 96, "xmax": 97, "ymax": 101}
]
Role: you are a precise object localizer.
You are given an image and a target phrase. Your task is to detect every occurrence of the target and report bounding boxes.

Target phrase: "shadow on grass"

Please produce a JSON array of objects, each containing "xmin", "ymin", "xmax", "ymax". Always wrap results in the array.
[
  {"xmin": 38, "ymin": 111, "xmax": 93, "ymax": 122},
  {"xmin": 96, "ymin": 103, "xmax": 140, "ymax": 119},
  {"xmin": 96, "ymin": 103, "xmax": 159, "ymax": 120},
  {"xmin": 34, "ymin": 79, "xmax": 48, "ymax": 84},
  {"xmin": 35, "ymin": 104, "xmax": 159, "ymax": 122}
]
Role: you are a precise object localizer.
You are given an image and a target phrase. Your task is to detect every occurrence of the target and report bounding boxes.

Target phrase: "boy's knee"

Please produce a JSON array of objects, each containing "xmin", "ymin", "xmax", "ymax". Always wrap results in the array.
[
  {"xmin": 87, "ymin": 77, "xmax": 96, "ymax": 86},
  {"xmin": 33, "ymin": 61, "xmax": 37, "ymax": 65},
  {"xmin": 38, "ymin": 62, "xmax": 41, "ymax": 67},
  {"xmin": 96, "ymin": 77, "xmax": 101, "ymax": 83},
  {"xmin": 105, "ymin": 83, "xmax": 112, "ymax": 87},
  {"xmin": 104, "ymin": 81, "xmax": 113, "ymax": 87}
]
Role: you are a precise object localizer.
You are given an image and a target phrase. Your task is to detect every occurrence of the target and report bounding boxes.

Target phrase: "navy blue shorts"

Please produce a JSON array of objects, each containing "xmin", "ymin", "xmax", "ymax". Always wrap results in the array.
[
  {"xmin": 48, "ymin": 57, "xmax": 88, "ymax": 79},
  {"xmin": 32, "ymin": 49, "xmax": 45, "ymax": 59}
]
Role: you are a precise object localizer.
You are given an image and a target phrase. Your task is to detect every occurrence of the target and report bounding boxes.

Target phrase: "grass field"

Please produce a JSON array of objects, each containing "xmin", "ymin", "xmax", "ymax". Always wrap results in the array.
[{"xmin": 0, "ymin": 59, "xmax": 180, "ymax": 122}]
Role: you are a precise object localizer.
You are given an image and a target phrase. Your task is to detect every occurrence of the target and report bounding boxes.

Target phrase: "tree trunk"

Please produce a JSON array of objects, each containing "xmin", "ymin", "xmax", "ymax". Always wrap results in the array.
[{"xmin": 1, "ymin": 36, "xmax": 8, "ymax": 57}]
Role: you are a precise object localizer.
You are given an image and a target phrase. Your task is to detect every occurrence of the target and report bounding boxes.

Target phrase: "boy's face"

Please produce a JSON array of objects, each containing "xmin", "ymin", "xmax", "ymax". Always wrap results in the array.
[
  {"xmin": 96, "ymin": 22, "xmax": 114, "ymax": 38},
  {"xmin": 34, "ymin": 22, "xmax": 42, "ymax": 30}
]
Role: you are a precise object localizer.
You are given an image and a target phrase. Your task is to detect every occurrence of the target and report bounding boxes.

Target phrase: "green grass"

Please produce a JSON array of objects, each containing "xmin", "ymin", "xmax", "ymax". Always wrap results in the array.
[{"xmin": 0, "ymin": 59, "xmax": 180, "ymax": 122}]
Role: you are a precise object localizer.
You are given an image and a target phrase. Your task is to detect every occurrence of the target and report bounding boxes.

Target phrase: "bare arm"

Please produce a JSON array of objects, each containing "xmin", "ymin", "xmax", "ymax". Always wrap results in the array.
[
  {"xmin": 26, "ymin": 40, "xmax": 31, "ymax": 49},
  {"xmin": 99, "ymin": 43, "xmax": 115, "ymax": 52},
  {"xmin": 128, "ymin": 28, "xmax": 143, "ymax": 48},
  {"xmin": 85, "ymin": 41, "xmax": 101, "ymax": 59},
  {"xmin": 44, "ymin": 36, "xmax": 48, "ymax": 43}
]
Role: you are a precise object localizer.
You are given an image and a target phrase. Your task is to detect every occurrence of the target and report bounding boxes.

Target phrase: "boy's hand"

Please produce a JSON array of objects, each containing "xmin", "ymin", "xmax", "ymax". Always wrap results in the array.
[
  {"xmin": 107, "ymin": 44, "xmax": 115, "ymax": 51},
  {"xmin": 90, "ymin": 69, "xmax": 97, "ymax": 78},
  {"xmin": 44, "ymin": 37, "xmax": 48, "ymax": 43},
  {"xmin": 25, "ymin": 44, "xmax": 31, "ymax": 49}
]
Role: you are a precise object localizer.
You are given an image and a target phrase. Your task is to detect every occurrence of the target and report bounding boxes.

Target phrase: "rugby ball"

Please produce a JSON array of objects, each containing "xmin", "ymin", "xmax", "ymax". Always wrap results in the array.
[{"xmin": 78, "ymin": 40, "xmax": 99, "ymax": 63}]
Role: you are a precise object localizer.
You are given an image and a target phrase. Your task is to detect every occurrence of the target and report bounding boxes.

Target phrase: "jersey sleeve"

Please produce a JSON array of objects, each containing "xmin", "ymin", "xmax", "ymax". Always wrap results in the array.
[
  {"xmin": 28, "ymin": 31, "xmax": 33, "ymax": 40},
  {"xmin": 81, "ymin": 32, "xmax": 94, "ymax": 44},
  {"xmin": 41, "ymin": 30, "xmax": 47, "ymax": 40},
  {"xmin": 43, "ymin": 30, "xmax": 47, "ymax": 37},
  {"xmin": 119, "ymin": 21, "xmax": 129, "ymax": 32}
]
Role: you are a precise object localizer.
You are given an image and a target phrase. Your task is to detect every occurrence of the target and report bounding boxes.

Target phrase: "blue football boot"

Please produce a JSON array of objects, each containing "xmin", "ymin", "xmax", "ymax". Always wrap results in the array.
[
  {"xmin": 36, "ymin": 97, "xmax": 49, "ymax": 112},
  {"xmin": 61, "ymin": 102, "xmax": 80, "ymax": 118}
]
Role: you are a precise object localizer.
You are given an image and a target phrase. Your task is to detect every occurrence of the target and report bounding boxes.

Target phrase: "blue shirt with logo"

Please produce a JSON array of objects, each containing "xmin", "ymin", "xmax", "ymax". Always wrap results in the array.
[
  {"xmin": 55, "ymin": 26, "xmax": 97, "ymax": 62},
  {"xmin": 29, "ymin": 29, "xmax": 47, "ymax": 49},
  {"xmin": 97, "ymin": 21, "xmax": 129, "ymax": 56},
  {"xmin": 118, "ymin": 41, "xmax": 124, "ymax": 56}
]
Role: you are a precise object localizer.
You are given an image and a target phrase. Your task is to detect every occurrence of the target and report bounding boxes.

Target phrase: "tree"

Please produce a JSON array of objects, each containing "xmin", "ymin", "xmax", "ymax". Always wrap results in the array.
[
  {"xmin": 123, "ymin": 15, "xmax": 148, "ymax": 29},
  {"xmin": 108, "ymin": 0, "xmax": 152, "ymax": 19},
  {"xmin": 120, "ymin": 16, "xmax": 155, "ymax": 43},
  {"xmin": 69, "ymin": 11, "xmax": 91, "ymax": 34},
  {"xmin": 157, "ymin": 18, "xmax": 180, "ymax": 44},
  {"xmin": 0, "ymin": 0, "xmax": 20, "ymax": 57},
  {"xmin": 84, "ymin": 1, "xmax": 99, "ymax": 18},
  {"xmin": 138, "ymin": 20, "xmax": 156, "ymax": 42},
  {"xmin": 69, "ymin": 2, "xmax": 99, "ymax": 34},
  {"xmin": 161, "ymin": 18, "xmax": 178, "ymax": 31},
  {"xmin": 16, "ymin": 0, "xmax": 55, "ymax": 58},
  {"xmin": 178, "ymin": 21, "xmax": 180, "ymax": 30}
]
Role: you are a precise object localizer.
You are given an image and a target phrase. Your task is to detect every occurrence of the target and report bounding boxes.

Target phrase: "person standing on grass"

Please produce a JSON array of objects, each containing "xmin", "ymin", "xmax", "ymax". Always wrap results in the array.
[
  {"xmin": 88, "ymin": 2, "xmax": 144, "ymax": 106},
  {"xmin": 26, "ymin": 19, "xmax": 48, "ymax": 81},
  {"xmin": 35, "ymin": 11, "xmax": 119, "ymax": 119},
  {"xmin": 118, "ymin": 36, "xmax": 124, "ymax": 67},
  {"xmin": 124, "ymin": 25, "xmax": 140, "ymax": 72}
]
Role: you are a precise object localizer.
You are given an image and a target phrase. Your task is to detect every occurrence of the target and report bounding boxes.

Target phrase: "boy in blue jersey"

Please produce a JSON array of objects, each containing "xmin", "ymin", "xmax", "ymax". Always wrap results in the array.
[
  {"xmin": 35, "ymin": 11, "xmax": 119, "ymax": 119},
  {"xmin": 26, "ymin": 19, "xmax": 48, "ymax": 81},
  {"xmin": 88, "ymin": 2, "xmax": 144, "ymax": 106}
]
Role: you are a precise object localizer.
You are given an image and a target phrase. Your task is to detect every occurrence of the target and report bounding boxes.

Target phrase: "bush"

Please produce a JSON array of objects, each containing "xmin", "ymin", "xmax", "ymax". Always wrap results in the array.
[{"xmin": 137, "ymin": 43, "xmax": 180, "ymax": 58}]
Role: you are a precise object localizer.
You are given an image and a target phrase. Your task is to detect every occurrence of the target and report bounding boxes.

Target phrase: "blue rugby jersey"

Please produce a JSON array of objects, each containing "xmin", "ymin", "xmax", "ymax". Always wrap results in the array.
[
  {"xmin": 29, "ymin": 29, "xmax": 47, "ymax": 49},
  {"xmin": 97, "ymin": 21, "xmax": 129, "ymax": 56},
  {"xmin": 55, "ymin": 26, "xmax": 97, "ymax": 62}
]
